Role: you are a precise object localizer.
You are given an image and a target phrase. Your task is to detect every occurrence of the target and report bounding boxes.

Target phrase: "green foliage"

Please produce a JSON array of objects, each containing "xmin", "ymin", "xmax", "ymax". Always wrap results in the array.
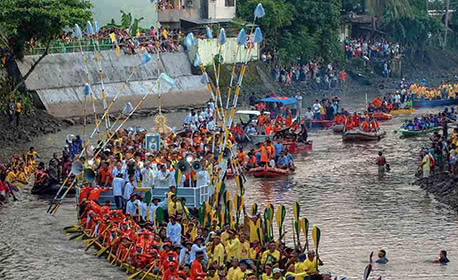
[
  {"xmin": 0, "ymin": 0, "xmax": 92, "ymax": 59},
  {"xmin": 120, "ymin": 10, "xmax": 144, "ymax": 36},
  {"xmin": 237, "ymin": 0, "xmax": 342, "ymax": 64},
  {"xmin": 382, "ymin": 15, "xmax": 442, "ymax": 52}
]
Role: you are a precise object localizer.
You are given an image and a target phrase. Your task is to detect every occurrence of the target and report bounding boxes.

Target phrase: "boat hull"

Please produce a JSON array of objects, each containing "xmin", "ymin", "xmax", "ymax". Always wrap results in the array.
[
  {"xmin": 392, "ymin": 108, "xmax": 415, "ymax": 115},
  {"xmin": 332, "ymin": 124, "xmax": 344, "ymax": 133},
  {"xmin": 282, "ymin": 141, "xmax": 313, "ymax": 153},
  {"xmin": 312, "ymin": 120, "xmax": 335, "ymax": 128},
  {"xmin": 399, "ymin": 127, "xmax": 441, "ymax": 137},
  {"xmin": 342, "ymin": 130, "xmax": 386, "ymax": 142},
  {"xmin": 373, "ymin": 112, "xmax": 392, "ymax": 120},
  {"xmin": 413, "ymin": 98, "xmax": 458, "ymax": 108},
  {"xmin": 248, "ymin": 167, "xmax": 291, "ymax": 178}
]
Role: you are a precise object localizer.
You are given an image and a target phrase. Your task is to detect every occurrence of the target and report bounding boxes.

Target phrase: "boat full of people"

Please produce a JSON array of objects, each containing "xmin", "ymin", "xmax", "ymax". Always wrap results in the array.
[{"xmin": 399, "ymin": 114, "xmax": 443, "ymax": 138}]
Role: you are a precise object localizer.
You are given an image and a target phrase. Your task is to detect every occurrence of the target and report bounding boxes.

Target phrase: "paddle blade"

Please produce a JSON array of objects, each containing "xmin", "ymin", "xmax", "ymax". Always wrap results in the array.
[
  {"xmin": 156, "ymin": 207, "xmax": 164, "ymax": 224},
  {"xmin": 251, "ymin": 203, "xmax": 258, "ymax": 216},
  {"xmin": 69, "ymin": 233, "xmax": 84, "ymax": 240},
  {"xmin": 301, "ymin": 217, "xmax": 309, "ymax": 236},
  {"xmin": 312, "ymin": 226, "xmax": 321, "ymax": 250},
  {"xmin": 128, "ymin": 271, "xmax": 142, "ymax": 280},
  {"xmin": 96, "ymin": 246, "xmax": 108, "ymax": 257},
  {"xmin": 275, "ymin": 205, "xmax": 282, "ymax": 229},
  {"xmin": 293, "ymin": 202, "xmax": 300, "ymax": 221},
  {"xmin": 363, "ymin": 264, "xmax": 372, "ymax": 280}
]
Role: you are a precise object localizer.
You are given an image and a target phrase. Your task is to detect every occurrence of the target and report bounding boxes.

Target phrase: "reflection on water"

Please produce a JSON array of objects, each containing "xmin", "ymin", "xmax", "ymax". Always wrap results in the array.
[{"xmin": 1, "ymin": 94, "xmax": 457, "ymax": 279}]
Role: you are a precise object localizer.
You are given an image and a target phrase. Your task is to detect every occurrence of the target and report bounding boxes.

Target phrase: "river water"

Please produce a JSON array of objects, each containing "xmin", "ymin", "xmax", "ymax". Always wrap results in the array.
[{"xmin": 0, "ymin": 92, "xmax": 457, "ymax": 279}]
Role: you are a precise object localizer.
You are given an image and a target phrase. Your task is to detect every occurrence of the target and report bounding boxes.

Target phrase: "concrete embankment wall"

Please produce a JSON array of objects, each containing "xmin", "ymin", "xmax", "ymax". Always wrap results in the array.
[{"xmin": 16, "ymin": 51, "xmax": 211, "ymax": 118}]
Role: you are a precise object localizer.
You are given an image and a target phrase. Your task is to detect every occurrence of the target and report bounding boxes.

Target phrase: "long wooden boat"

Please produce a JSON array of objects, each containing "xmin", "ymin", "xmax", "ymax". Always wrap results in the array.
[
  {"xmin": 412, "ymin": 98, "xmax": 458, "ymax": 108},
  {"xmin": 399, "ymin": 126, "xmax": 441, "ymax": 137},
  {"xmin": 372, "ymin": 112, "xmax": 392, "ymax": 120},
  {"xmin": 247, "ymin": 166, "xmax": 291, "ymax": 178},
  {"xmin": 332, "ymin": 124, "xmax": 344, "ymax": 133},
  {"xmin": 342, "ymin": 130, "xmax": 386, "ymax": 142},
  {"xmin": 391, "ymin": 108, "xmax": 416, "ymax": 115}
]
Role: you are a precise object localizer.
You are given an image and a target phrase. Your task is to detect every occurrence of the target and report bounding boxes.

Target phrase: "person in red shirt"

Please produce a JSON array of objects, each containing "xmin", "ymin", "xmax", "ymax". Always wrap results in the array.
[
  {"xmin": 190, "ymin": 251, "xmax": 206, "ymax": 280},
  {"xmin": 97, "ymin": 161, "xmax": 113, "ymax": 187},
  {"xmin": 78, "ymin": 183, "xmax": 93, "ymax": 204},
  {"xmin": 162, "ymin": 261, "xmax": 183, "ymax": 280},
  {"xmin": 87, "ymin": 186, "xmax": 109, "ymax": 202}
]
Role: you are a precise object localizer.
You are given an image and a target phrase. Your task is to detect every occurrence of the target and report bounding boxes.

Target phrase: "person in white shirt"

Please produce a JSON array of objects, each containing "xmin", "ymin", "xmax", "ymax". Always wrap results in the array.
[
  {"xmin": 196, "ymin": 169, "xmax": 210, "ymax": 188},
  {"xmin": 189, "ymin": 237, "xmax": 208, "ymax": 263},
  {"xmin": 166, "ymin": 216, "xmax": 182, "ymax": 245},
  {"xmin": 123, "ymin": 175, "xmax": 135, "ymax": 209},
  {"xmin": 112, "ymin": 173, "xmax": 125, "ymax": 209},
  {"xmin": 155, "ymin": 164, "xmax": 171, "ymax": 189},
  {"xmin": 125, "ymin": 195, "xmax": 136, "ymax": 215},
  {"xmin": 312, "ymin": 100, "xmax": 321, "ymax": 120},
  {"xmin": 148, "ymin": 198, "xmax": 162, "ymax": 223},
  {"xmin": 170, "ymin": 168, "xmax": 185, "ymax": 188},
  {"xmin": 141, "ymin": 162, "xmax": 155, "ymax": 189},
  {"xmin": 134, "ymin": 196, "xmax": 147, "ymax": 221}
]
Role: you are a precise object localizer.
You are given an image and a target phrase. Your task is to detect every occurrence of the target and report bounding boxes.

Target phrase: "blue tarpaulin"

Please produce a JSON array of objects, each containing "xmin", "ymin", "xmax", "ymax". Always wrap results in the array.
[{"xmin": 260, "ymin": 97, "xmax": 297, "ymax": 105}]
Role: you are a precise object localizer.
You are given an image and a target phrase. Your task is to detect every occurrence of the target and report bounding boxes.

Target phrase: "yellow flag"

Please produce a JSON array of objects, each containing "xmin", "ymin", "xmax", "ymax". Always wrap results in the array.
[{"xmin": 109, "ymin": 33, "xmax": 116, "ymax": 43}]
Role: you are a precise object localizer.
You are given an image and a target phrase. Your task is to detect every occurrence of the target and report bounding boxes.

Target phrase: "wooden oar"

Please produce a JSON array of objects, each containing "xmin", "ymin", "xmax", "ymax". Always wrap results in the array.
[
  {"xmin": 139, "ymin": 260, "xmax": 158, "ymax": 280},
  {"xmin": 85, "ymin": 224, "xmax": 112, "ymax": 251},
  {"xmin": 120, "ymin": 243, "xmax": 134, "ymax": 269},
  {"xmin": 363, "ymin": 263, "xmax": 372, "ymax": 280},
  {"xmin": 312, "ymin": 225, "xmax": 321, "ymax": 271},
  {"xmin": 96, "ymin": 235, "xmax": 119, "ymax": 257},
  {"xmin": 300, "ymin": 217, "xmax": 309, "ymax": 251}
]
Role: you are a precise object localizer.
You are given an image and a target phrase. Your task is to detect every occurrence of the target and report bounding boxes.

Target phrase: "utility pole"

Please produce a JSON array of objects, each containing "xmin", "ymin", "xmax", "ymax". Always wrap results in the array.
[{"xmin": 444, "ymin": 0, "xmax": 450, "ymax": 48}]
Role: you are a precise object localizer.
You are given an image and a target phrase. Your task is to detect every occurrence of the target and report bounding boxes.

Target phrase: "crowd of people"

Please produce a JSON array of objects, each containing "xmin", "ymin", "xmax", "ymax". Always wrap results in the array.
[
  {"xmin": 419, "ymin": 120, "xmax": 458, "ymax": 182},
  {"xmin": 408, "ymin": 83, "xmax": 458, "ymax": 100},
  {"xmin": 26, "ymin": 26, "xmax": 183, "ymax": 55},
  {"xmin": 343, "ymin": 38, "xmax": 400, "ymax": 61},
  {"xmin": 264, "ymin": 60, "xmax": 347, "ymax": 91},
  {"xmin": 0, "ymin": 147, "xmax": 39, "ymax": 205}
]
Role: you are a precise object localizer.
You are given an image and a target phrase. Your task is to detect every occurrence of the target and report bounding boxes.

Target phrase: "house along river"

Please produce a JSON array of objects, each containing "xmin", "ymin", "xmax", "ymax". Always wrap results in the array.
[{"xmin": 0, "ymin": 92, "xmax": 456, "ymax": 279}]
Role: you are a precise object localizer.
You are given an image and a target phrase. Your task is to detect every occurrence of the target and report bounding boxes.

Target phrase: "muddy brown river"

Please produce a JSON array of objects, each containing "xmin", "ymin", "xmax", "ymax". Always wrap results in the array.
[{"xmin": 0, "ymin": 93, "xmax": 457, "ymax": 279}]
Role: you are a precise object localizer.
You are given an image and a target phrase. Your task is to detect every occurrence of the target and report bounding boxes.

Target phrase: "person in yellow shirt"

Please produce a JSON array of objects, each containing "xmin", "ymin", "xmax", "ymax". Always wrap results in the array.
[
  {"xmin": 221, "ymin": 224, "xmax": 230, "ymax": 245},
  {"xmin": 207, "ymin": 266, "xmax": 219, "ymax": 280},
  {"xmin": 15, "ymin": 98, "xmax": 22, "ymax": 127},
  {"xmin": 303, "ymin": 251, "xmax": 323, "ymax": 276},
  {"xmin": 208, "ymin": 235, "xmax": 225, "ymax": 268},
  {"xmin": 294, "ymin": 254, "xmax": 311, "ymax": 280},
  {"xmin": 226, "ymin": 230, "xmax": 241, "ymax": 261},
  {"xmin": 227, "ymin": 258, "xmax": 243, "ymax": 280},
  {"xmin": 261, "ymin": 264, "xmax": 274, "ymax": 280},
  {"xmin": 239, "ymin": 233, "xmax": 250, "ymax": 260},
  {"xmin": 167, "ymin": 194, "xmax": 178, "ymax": 216},
  {"xmin": 261, "ymin": 241, "xmax": 281, "ymax": 267}
]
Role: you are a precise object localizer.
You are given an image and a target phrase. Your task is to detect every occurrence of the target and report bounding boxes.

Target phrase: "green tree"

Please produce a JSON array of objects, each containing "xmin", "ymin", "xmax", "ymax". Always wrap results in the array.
[{"xmin": 0, "ymin": 0, "xmax": 92, "ymax": 95}]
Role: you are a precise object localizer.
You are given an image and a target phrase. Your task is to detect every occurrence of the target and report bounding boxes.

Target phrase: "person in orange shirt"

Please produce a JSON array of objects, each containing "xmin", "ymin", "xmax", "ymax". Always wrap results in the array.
[
  {"xmin": 352, "ymin": 112, "xmax": 361, "ymax": 127},
  {"xmin": 265, "ymin": 122, "xmax": 273, "ymax": 136},
  {"xmin": 361, "ymin": 119, "xmax": 370, "ymax": 132},
  {"xmin": 285, "ymin": 113, "xmax": 292, "ymax": 127},
  {"xmin": 237, "ymin": 147, "xmax": 247, "ymax": 166},
  {"xmin": 257, "ymin": 112, "xmax": 267, "ymax": 128},
  {"xmin": 345, "ymin": 116, "xmax": 355, "ymax": 131},
  {"xmin": 246, "ymin": 150, "xmax": 257, "ymax": 169},
  {"xmin": 255, "ymin": 142, "xmax": 272, "ymax": 166},
  {"xmin": 370, "ymin": 119, "xmax": 380, "ymax": 131},
  {"xmin": 266, "ymin": 139, "xmax": 276, "ymax": 159}
]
